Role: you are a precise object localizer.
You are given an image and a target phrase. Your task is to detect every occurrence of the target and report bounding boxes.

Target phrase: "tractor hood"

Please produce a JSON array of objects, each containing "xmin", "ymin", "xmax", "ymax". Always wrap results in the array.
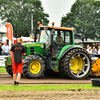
[
  {"xmin": 22, "ymin": 42, "xmax": 44, "ymax": 47},
  {"xmin": 22, "ymin": 42, "xmax": 44, "ymax": 56}
]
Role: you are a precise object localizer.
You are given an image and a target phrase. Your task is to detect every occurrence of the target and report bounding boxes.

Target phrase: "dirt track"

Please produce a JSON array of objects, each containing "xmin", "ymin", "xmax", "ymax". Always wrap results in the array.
[
  {"xmin": 0, "ymin": 90, "xmax": 100, "ymax": 100},
  {"xmin": 1, "ymin": 72, "xmax": 100, "ymax": 100},
  {"xmin": 0, "ymin": 72, "xmax": 92, "ymax": 85}
]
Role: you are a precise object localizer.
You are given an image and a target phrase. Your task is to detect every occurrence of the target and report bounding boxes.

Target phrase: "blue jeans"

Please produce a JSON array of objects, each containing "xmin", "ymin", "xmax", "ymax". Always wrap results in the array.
[{"xmin": 3, "ymin": 53, "xmax": 9, "ymax": 55}]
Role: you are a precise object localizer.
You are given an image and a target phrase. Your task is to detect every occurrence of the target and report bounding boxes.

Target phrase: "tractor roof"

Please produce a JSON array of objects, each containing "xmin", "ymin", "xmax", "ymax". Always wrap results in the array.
[{"xmin": 39, "ymin": 26, "xmax": 74, "ymax": 31}]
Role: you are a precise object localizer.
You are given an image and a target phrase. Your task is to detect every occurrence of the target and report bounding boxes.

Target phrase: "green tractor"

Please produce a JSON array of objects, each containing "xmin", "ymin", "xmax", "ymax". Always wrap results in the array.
[{"xmin": 5, "ymin": 23, "xmax": 92, "ymax": 79}]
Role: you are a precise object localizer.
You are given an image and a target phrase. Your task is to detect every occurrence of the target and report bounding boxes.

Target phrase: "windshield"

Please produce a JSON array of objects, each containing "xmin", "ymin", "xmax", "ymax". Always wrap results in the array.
[
  {"xmin": 53, "ymin": 30, "xmax": 72, "ymax": 45},
  {"xmin": 39, "ymin": 29, "xmax": 51, "ymax": 45},
  {"xmin": 52, "ymin": 30, "xmax": 72, "ymax": 57},
  {"xmin": 65, "ymin": 31, "xmax": 71, "ymax": 45}
]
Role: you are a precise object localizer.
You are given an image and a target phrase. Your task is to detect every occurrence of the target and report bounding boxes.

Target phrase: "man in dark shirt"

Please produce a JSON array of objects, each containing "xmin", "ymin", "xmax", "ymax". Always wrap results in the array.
[
  {"xmin": 0, "ymin": 43, "xmax": 2, "ymax": 55},
  {"xmin": 10, "ymin": 38, "xmax": 26, "ymax": 85}
]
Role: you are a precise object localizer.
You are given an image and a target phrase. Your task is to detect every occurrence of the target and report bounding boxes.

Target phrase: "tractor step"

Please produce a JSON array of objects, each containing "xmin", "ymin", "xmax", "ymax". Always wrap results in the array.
[{"xmin": 51, "ymin": 57, "xmax": 57, "ymax": 70}]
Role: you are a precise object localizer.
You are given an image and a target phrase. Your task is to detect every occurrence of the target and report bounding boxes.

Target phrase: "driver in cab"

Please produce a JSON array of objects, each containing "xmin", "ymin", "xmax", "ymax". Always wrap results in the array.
[
  {"xmin": 55, "ymin": 31, "xmax": 63, "ymax": 44},
  {"xmin": 53, "ymin": 31, "xmax": 63, "ymax": 56}
]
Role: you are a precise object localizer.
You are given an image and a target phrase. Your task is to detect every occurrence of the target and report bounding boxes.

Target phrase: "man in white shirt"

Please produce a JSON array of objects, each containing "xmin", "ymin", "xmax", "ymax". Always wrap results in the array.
[
  {"xmin": 88, "ymin": 47, "xmax": 92, "ymax": 54},
  {"xmin": 86, "ymin": 44, "xmax": 90, "ymax": 52},
  {"xmin": 98, "ymin": 46, "xmax": 100, "ymax": 54},
  {"xmin": 2, "ymin": 42, "xmax": 9, "ymax": 55}
]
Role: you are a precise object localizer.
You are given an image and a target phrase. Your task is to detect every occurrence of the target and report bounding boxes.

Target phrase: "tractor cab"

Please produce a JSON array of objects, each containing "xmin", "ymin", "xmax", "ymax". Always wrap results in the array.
[{"xmin": 36, "ymin": 23, "xmax": 74, "ymax": 58}]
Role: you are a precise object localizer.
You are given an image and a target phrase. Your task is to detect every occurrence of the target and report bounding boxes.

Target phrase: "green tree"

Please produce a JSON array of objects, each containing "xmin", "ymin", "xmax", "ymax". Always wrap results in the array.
[
  {"xmin": 0, "ymin": 0, "xmax": 49, "ymax": 36},
  {"xmin": 61, "ymin": 0, "xmax": 100, "ymax": 40}
]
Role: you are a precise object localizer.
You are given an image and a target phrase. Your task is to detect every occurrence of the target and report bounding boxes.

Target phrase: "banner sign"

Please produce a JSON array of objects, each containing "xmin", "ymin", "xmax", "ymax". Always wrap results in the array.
[{"xmin": 6, "ymin": 23, "xmax": 13, "ymax": 41}]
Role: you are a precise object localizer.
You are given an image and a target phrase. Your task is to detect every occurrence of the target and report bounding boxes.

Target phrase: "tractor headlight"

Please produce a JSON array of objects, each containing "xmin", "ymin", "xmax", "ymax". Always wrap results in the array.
[{"xmin": 41, "ymin": 46, "xmax": 44, "ymax": 48}]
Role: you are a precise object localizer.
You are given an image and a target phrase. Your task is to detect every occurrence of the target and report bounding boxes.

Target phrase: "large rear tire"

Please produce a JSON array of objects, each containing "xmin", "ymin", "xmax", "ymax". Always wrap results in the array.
[
  {"xmin": 59, "ymin": 48, "xmax": 92, "ymax": 79},
  {"xmin": 23, "ymin": 55, "xmax": 46, "ymax": 79},
  {"xmin": 5, "ymin": 65, "xmax": 13, "ymax": 76}
]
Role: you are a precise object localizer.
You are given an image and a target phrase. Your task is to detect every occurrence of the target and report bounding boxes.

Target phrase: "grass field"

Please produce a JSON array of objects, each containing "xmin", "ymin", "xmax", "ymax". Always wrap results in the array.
[
  {"xmin": 0, "ymin": 84, "xmax": 100, "ymax": 91},
  {"xmin": 0, "ymin": 67, "xmax": 6, "ymax": 73}
]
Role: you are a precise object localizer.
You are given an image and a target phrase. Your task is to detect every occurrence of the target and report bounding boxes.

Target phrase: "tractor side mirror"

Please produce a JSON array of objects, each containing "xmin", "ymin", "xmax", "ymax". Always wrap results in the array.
[{"xmin": 52, "ymin": 29, "xmax": 55, "ymax": 35}]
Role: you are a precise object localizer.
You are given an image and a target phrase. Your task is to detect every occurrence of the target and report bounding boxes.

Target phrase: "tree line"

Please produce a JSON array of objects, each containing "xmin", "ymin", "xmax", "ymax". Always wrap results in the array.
[
  {"xmin": 0, "ymin": 0, "xmax": 49, "ymax": 36},
  {"xmin": 0, "ymin": 0, "xmax": 100, "ymax": 40},
  {"xmin": 61, "ymin": 0, "xmax": 100, "ymax": 40}
]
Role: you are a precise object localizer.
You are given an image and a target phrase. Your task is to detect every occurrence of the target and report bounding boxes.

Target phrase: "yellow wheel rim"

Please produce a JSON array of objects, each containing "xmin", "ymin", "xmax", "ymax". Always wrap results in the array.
[
  {"xmin": 30, "ymin": 61, "xmax": 41, "ymax": 74},
  {"xmin": 70, "ymin": 56, "xmax": 83, "ymax": 74}
]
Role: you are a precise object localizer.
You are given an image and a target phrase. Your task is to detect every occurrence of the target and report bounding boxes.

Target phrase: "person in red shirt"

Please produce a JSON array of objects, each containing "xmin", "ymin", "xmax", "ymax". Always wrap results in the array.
[{"xmin": 10, "ymin": 38, "xmax": 26, "ymax": 85}]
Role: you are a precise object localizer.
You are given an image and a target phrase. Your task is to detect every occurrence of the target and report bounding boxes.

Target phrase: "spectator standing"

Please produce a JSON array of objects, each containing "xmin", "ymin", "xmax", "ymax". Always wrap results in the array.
[
  {"xmin": 92, "ymin": 46, "xmax": 95, "ymax": 53},
  {"xmin": 86, "ymin": 44, "xmax": 90, "ymax": 52},
  {"xmin": 0, "ymin": 43, "xmax": 2, "ymax": 55},
  {"xmin": 2, "ymin": 42, "xmax": 9, "ymax": 55},
  {"xmin": 98, "ymin": 45, "xmax": 100, "ymax": 54},
  {"xmin": 10, "ymin": 38, "xmax": 26, "ymax": 85},
  {"xmin": 93, "ymin": 48, "xmax": 98, "ymax": 57},
  {"xmin": 94, "ymin": 48, "xmax": 98, "ymax": 53},
  {"xmin": 9, "ymin": 43, "xmax": 13, "ymax": 55},
  {"xmin": 11, "ymin": 43, "xmax": 13, "ymax": 47},
  {"xmin": 87, "ymin": 47, "xmax": 92, "ymax": 54}
]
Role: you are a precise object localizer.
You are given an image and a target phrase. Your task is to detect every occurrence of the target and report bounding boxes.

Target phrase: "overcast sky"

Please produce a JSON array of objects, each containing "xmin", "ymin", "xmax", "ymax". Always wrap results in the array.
[
  {"xmin": 0, "ymin": 0, "xmax": 76, "ymax": 32},
  {"xmin": 40, "ymin": 0, "xmax": 76, "ymax": 26}
]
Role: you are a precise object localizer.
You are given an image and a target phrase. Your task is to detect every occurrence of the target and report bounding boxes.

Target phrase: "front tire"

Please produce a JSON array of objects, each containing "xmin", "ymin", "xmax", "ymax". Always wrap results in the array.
[
  {"xmin": 23, "ymin": 55, "xmax": 46, "ymax": 79},
  {"xmin": 5, "ymin": 65, "xmax": 13, "ymax": 76},
  {"xmin": 59, "ymin": 48, "xmax": 92, "ymax": 79}
]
